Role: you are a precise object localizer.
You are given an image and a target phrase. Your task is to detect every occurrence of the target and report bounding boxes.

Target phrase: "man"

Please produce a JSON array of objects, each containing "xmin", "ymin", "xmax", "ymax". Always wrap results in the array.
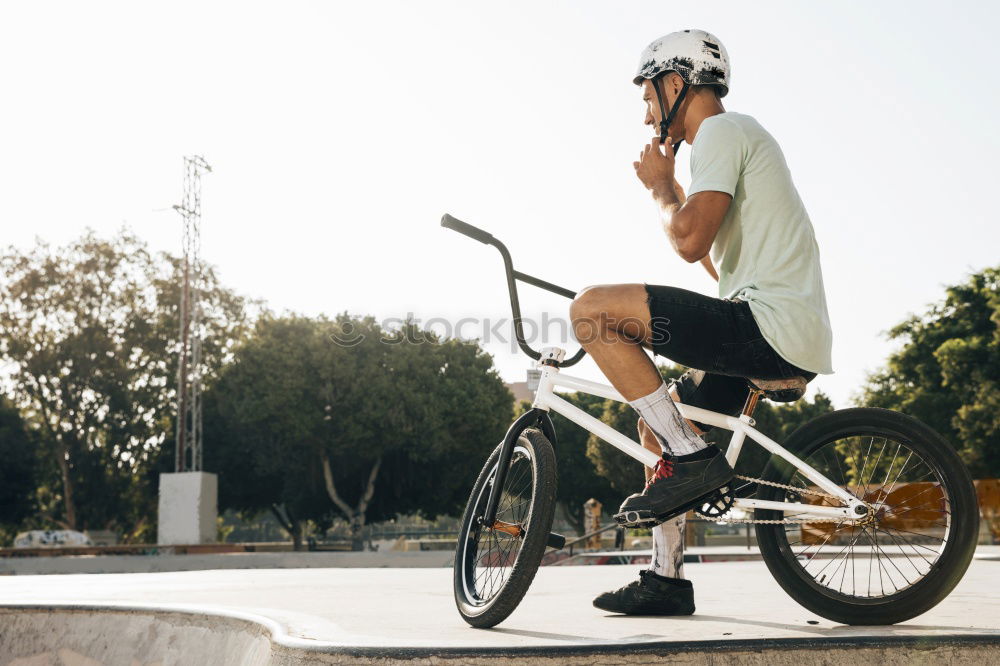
[{"xmin": 568, "ymin": 29, "xmax": 834, "ymax": 615}]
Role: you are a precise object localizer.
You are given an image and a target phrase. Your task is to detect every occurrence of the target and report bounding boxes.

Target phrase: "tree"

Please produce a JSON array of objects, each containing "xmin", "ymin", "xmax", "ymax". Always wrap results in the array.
[
  {"xmin": 0, "ymin": 397, "xmax": 37, "ymax": 541},
  {"xmin": 203, "ymin": 314, "xmax": 329, "ymax": 550},
  {"xmin": 0, "ymin": 229, "xmax": 251, "ymax": 537},
  {"xmin": 335, "ymin": 320, "xmax": 513, "ymax": 529},
  {"xmin": 205, "ymin": 314, "xmax": 513, "ymax": 550},
  {"xmin": 860, "ymin": 267, "xmax": 1000, "ymax": 477}
]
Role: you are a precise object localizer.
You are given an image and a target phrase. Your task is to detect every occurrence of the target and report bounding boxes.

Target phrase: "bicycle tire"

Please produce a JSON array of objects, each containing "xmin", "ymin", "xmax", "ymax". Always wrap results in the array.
[
  {"xmin": 453, "ymin": 427, "xmax": 557, "ymax": 628},
  {"xmin": 754, "ymin": 407, "xmax": 979, "ymax": 625}
]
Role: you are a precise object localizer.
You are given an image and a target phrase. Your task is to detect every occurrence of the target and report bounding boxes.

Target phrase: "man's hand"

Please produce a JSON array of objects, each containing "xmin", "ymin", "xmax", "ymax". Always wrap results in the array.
[
  {"xmin": 700, "ymin": 254, "xmax": 719, "ymax": 282},
  {"xmin": 633, "ymin": 137, "xmax": 677, "ymax": 198}
]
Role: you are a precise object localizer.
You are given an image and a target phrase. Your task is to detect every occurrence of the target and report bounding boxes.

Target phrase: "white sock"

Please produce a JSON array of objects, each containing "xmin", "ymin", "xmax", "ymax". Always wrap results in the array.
[
  {"xmin": 629, "ymin": 382, "xmax": 707, "ymax": 457},
  {"xmin": 649, "ymin": 514, "xmax": 686, "ymax": 579}
]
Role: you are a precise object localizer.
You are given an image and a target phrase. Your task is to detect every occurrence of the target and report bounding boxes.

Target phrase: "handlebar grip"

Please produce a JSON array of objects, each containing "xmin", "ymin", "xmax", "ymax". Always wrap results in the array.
[{"xmin": 441, "ymin": 214, "xmax": 494, "ymax": 245}]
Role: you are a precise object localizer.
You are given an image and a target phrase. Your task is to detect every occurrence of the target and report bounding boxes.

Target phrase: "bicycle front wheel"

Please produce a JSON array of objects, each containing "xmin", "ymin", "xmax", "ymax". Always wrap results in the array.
[
  {"xmin": 453, "ymin": 427, "xmax": 557, "ymax": 628},
  {"xmin": 755, "ymin": 408, "xmax": 979, "ymax": 625}
]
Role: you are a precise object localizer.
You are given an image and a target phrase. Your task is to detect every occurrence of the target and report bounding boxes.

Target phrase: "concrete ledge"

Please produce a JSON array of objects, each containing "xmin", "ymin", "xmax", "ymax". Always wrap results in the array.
[
  {"xmin": 3, "ymin": 603, "xmax": 999, "ymax": 666},
  {"xmin": 0, "ymin": 550, "xmax": 453, "ymax": 575}
]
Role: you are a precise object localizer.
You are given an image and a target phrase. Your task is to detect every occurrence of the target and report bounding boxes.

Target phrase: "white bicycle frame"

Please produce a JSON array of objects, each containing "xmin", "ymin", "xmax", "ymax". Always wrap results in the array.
[{"xmin": 531, "ymin": 347, "xmax": 869, "ymax": 521}]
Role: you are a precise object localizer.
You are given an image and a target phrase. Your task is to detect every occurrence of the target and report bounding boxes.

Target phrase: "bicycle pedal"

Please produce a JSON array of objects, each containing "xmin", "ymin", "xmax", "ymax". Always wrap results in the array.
[
  {"xmin": 616, "ymin": 488, "xmax": 725, "ymax": 529},
  {"xmin": 546, "ymin": 532, "xmax": 566, "ymax": 550},
  {"xmin": 613, "ymin": 509, "xmax": 660, "ymax": 528}
]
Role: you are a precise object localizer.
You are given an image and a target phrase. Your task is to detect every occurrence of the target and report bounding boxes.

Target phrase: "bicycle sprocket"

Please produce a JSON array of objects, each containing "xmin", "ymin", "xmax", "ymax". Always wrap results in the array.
[{"xmin": 694, "ymin": 483, "xmax": 735, "ymax": 520}]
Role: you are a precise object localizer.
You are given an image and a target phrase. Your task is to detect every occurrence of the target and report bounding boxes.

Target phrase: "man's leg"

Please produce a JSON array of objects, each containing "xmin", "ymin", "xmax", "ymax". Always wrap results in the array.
[
  {"xmin": 569, "ymin": 284, "xmax": 707, "ymax": 456},
  {"xmin": 592, "ymin": 416, "xmax": 695, "ymax": 616},
  {"xmin": 571, "ymin": 283, "xmax": 735, "ymax": 527},
  {"xmin": 640, "ymin": 418, "xmax": 687, "ymax": 580}
]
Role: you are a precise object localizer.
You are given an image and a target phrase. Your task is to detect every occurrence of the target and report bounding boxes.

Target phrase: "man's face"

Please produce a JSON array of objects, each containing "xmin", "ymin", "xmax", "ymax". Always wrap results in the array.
[
  {"xmin": 641, "ymin": 79, "xmax": 661, "ymax": 134},
  {"xmin": 641, "ymin": 75, "xmax": 684, "ymax": 138}
]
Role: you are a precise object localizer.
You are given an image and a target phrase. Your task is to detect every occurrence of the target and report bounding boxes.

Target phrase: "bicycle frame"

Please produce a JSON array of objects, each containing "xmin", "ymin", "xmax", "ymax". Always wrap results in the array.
[{"xmin": 531, "ymin": 348, "xmax": 869, "ymax": 522}]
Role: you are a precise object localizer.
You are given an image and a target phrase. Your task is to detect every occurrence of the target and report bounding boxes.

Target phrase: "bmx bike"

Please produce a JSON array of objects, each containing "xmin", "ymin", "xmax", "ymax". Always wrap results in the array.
[{"xmin": 441, "ymin": 213, "xmax": 979, "ymax": 629}]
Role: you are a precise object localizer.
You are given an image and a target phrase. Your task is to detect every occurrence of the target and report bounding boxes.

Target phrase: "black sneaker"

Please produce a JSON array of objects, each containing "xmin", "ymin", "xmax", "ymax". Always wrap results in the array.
[
  {"xmin": 593, "ymin": 570, "xmax": 695, "ymax": 615},
  {"xmin": 614, "ymin": 446, "xmax": 734, "ymax": 528}
]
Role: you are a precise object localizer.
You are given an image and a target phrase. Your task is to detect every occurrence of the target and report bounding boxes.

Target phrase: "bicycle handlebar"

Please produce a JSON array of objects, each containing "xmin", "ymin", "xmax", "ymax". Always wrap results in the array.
[
  {"xmin": 441, "ymin": 214, "xmax": 494, "ymax": 245},
  {"xmin": 440, "ymin": 213, "xmax": 587, "ymax": 368}
]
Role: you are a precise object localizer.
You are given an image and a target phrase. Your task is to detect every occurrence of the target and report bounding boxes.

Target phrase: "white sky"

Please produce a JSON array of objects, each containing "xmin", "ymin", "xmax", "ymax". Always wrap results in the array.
[{"xmin": 2, "ymin": 1, "xmax": 997, "ymax": 408}]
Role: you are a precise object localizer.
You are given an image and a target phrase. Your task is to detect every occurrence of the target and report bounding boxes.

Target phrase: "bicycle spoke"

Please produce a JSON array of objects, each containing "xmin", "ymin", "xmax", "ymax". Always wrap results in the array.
[
  {"xmin": 879, "ymin": 442, "xmax": 902, "ymax": 496},
  {"xmin": 797, "ymin": 522, "xmax": 844, "ymax": 562},
  {"xmin": 880, "ymin": 527, "xmax": 930, "ymax": 576},
  {"xmin": 863, "ymin": 526, "xmax": 889, "ymax": 595},
  {"xmin": 888, "ymin": 487, "xmax": 947, "ymax": 514},
  {"xmin": 811, "ymin": 529, "xmax": 863, "ymax": 580},
  {"xmin": 881, "ymin": 449, "xmax": 914, "ymax": 503},
  {"xmin": 879, "ymin": 527, "xmax": 946, "ymax": 554},
  {"xmin": 867, "ymin": 528, "xmax": 874, "ymax": 597},
  {"xmin": 859, "ymin": 436, "xmax": 875, "ymax": 492},
  {"xmin": 869, "ymin": 531, "xmax": 913, "ymax": 588},
  {"xmin": 863, "ymin": 437, "xmax": 888, "ymax": 500},
  {"xmin": 833, "ymin": 445, "xmax": 848, "ymax": 490},
  {"xmin": 786, "ymin": 523, "xmax": 854, "ymax": 548},
  {"xmin": 851, "ymin": 526, "xmax": 857, "ymax": 597},
  {"xmin": 831, "ymin": 526, "xmax": 866, "ymax": 592}
]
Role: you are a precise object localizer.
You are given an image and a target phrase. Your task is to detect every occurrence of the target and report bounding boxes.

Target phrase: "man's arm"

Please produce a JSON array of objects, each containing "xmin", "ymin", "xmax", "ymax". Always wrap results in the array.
[
  {"xmin": 663, "ymin": 180, "xmax": 720, "ymax": 280},
  {"xmin": 650, "ymin": 183, "xmax": 731, "ymax": 264},
  {"xmin": 634, "ymin": 137, "xmax": 732, "ymax": 264}
]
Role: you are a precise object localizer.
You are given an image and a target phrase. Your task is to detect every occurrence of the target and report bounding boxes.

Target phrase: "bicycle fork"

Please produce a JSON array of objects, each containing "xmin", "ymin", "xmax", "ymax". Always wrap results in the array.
[{"xmin": 480, "ymin": 408, "xmax": 566, "ymax": 550}]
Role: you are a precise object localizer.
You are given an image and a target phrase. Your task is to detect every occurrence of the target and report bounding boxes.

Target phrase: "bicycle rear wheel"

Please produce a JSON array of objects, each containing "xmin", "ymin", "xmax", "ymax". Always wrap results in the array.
[
  {"xmin": 755, "ymin": 408, "xmax": 979, "ymax": 625},
  {"xmin": 453, "ymin": 427, "xmax": 557, "ymax": 628}
]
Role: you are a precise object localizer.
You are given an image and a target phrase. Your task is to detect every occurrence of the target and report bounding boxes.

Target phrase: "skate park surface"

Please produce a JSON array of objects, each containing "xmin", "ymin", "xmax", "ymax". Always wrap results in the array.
[{"xmin": 2, "ymin": 555, "xmax": 1000, "ymax": 665}]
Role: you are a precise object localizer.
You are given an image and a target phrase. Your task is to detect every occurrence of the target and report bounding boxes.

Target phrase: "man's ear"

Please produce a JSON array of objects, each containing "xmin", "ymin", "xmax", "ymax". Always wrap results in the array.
[{"xmin": 669, "ymin": 72, "xmax": 686, "ymax": 95}]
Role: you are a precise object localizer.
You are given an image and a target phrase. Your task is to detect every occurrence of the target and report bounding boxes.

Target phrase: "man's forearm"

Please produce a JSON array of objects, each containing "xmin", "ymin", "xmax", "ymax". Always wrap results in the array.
[{"xmin": 651, "ymin": 182, "xmax": 688, "ymax": 257}]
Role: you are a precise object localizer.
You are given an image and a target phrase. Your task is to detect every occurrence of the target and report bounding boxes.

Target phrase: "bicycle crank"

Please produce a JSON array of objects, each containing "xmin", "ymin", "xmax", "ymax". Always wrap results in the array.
[
  {"xmin": 490, "ymin": 520, "xmax": 524, "ymax": 538},
  {"xmin": 487, "ymin": 519, "xmax": 566, "ymax": 549}
]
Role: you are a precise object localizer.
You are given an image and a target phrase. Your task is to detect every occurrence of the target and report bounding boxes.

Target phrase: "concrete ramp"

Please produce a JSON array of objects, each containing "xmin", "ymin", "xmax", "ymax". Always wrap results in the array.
[
  {"xmin": 3, "ymin": 603, "xmax": 999, "ymax": 665},
  {"xmin": 1, "ymin": 605, "xmax": 274, "ymax": 666}
]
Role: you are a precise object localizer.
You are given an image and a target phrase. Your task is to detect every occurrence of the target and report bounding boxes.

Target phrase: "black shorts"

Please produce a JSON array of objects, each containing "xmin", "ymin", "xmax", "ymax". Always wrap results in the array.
[{"xmin": 644, "ymin": 284, "xmax": 816, "ymax": 432}]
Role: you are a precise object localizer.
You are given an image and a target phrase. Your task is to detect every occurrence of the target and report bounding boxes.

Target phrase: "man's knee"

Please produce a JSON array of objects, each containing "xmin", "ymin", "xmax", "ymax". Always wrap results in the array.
[
  {"xmin": 570, "ymin": 284, "xmax": 648, "ymax": 343},
  {"xmin": 569, "ymin": 285, "xmax": 606, "ymax": 322},
  {"xmin": 570, "ymin": 285, "xmax": 612, "ymax": 342}
]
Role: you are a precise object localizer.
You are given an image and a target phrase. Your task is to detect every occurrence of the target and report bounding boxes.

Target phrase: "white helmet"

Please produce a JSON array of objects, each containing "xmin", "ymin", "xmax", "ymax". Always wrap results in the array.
[
  {"xmin": 633, "ymin": 30, "xmax": 730, "ymax": 149},
  {"xmin": 633, "ymin": 29, "xmax": 731, "ymax": 96}
]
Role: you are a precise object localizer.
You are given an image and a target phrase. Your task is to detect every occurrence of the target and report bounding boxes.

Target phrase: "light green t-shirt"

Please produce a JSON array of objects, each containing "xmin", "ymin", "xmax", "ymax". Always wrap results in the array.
[{"xmin": 688, "ymin": 111, "xmax": 834, "ymax": 375}]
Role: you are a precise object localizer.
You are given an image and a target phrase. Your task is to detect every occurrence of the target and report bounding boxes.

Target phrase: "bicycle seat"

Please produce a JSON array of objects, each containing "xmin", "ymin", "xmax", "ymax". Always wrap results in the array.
[{"xmin": 747, "ymin": 376, "xmax": 808, "ymax": 402}]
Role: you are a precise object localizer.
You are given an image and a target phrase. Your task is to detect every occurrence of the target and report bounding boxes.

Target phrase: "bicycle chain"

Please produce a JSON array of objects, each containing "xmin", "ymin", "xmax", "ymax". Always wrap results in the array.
[{"xmin": 699, "ymin": 474, "xmax": 856, "ymax": 525}]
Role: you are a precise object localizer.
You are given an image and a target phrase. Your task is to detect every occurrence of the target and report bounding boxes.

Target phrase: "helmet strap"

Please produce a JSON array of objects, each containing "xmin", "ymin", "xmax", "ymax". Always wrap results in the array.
[{"xmin": 652, "ymin": 76, "xmax": 690, "ymax": 155}]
